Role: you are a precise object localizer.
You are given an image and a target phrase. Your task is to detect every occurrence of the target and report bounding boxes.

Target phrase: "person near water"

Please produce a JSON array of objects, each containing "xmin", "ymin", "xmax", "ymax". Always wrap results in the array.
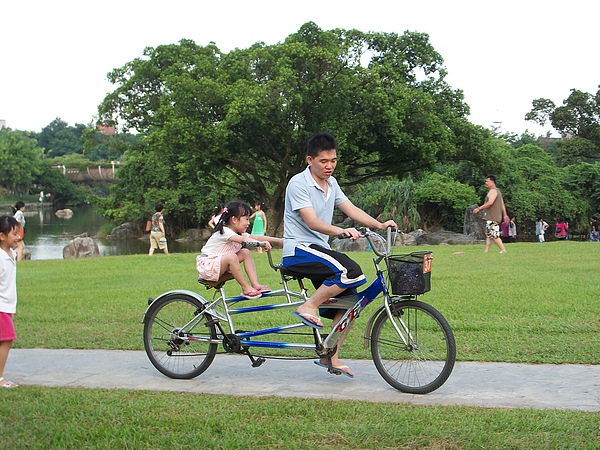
[{"xmin": 249, "ymin": 201, "xmax": 268, "ymax": 253}]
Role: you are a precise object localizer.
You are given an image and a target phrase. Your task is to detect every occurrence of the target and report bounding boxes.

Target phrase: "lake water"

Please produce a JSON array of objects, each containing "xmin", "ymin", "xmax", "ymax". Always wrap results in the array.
[{"xmin": 14, "ymin": 205, "xmax": 203, "ymax": 260}]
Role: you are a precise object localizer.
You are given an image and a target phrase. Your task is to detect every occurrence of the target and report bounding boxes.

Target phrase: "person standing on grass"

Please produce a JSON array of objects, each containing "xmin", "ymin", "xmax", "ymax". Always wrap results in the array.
[
  {"xmin": 148, "ymin": 203, "xmax": 168, "ymax": 256},
  {"xmin": 473, "ymin": 175, "xmax": 509, "ymax": 253},
  {"xmin": 554, "ymin": 217, "xmax": 569, "ymax": 240},
  {"xmin": 535, "ymin": 216, "xmax": 549, "ymax": 243},
  {"xmin": 0, "ymin": 215, "xmax": 20, "ymax": 388},
  {"xmin": 12, "ymin": 201, "xmax": 25, "ymax": 261},
  {"xmin": 282, "ymin": 132, "xmax": 397, "ymax": 377},
  {"xmin": 508, "ymin": 216, "xmax": 517, "ymax": 242},
  {"xmin": 501, "ymin": 218, "xmax": 510, "ymax": 244},
  {"xmin": 590, "ymin": 216, "xmax": 599, "ymax": 242},
  {"xmin": 208, "ymin": 203, "xmax": 225, "ymax": 230},
  {"xmin": 249, "ymin": 201, "xmax": 268, "ymax": 253}
]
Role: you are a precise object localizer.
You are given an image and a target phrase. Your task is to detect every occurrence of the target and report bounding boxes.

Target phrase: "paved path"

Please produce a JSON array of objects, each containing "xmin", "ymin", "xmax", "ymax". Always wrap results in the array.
[{"xmin": 8, "ymin": 349, "xmax": 600, "ymax": 412}]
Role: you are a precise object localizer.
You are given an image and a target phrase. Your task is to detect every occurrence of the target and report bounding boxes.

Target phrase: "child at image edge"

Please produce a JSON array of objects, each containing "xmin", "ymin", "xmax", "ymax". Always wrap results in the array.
[
  {"xmin": 0, "ymin": 215, "xmax": 20, "ymax": 388},
  {"xmin": 196, "ymin": 201, "xmax": 283, "ymax": 299}
]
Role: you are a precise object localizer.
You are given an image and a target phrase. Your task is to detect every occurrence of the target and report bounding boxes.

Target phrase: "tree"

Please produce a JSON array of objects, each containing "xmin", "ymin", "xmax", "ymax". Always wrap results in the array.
[
  {"xmin": 92, "ymin": 148, "xmax": 239, "ymax": 232},
  {"xmin": 352, "ymin": 177, "xmax": 422, "ymax": 231},
  {"xmin": 563, "ymin": 162, "xmax": 600, "ymax": 227},
  {"xmin": 35, "ymin": 118, "xmax": 86, "ymax": 157},
  {"xmin": 82, "ymin": 127, "xmax": 142, "ymax": 162},
  {"xmin": 496, "ymin": 143, "xmax": 588, "ymax": 232},
  {"xmin": 34, "ymin": 161, "xmax": 83, "ymax": 206},
  {"xmin": 526, "ymin": 87, "xmax": 600, "ymax": 164},
  {"xmin": 413, "ymin": 173, "xmax": 478, "ymax": 231},
  {"xmin": 0, "ymin": 128, "xmax": 44, "ymax": 195},
  {"xmin": 98, "ymin": 23, "xmax": 491, "ymax": 233}
]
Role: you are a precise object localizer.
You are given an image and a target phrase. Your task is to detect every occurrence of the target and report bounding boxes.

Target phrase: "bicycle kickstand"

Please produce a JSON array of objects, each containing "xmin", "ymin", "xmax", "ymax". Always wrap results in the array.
[{"xmin": 245, "ymin": 350, "xmax": 266, "ymax": 368}]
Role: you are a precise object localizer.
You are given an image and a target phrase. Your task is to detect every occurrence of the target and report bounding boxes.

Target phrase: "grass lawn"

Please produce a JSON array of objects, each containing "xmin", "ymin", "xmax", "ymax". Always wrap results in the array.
[
  {"xmin": 13, "ymin": 240, "xmax": 600, "ymax": 364},
  {"xmin": 2, "ymin": 240, "xmax": 598, "ymax": 449}
]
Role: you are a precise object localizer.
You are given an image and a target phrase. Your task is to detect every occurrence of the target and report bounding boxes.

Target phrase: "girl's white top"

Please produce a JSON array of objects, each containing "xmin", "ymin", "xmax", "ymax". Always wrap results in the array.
[
  {"xmin": 0, "ymin": 248, "xmax": 17, "ymax": 313},
  {"xmin": 200, "ymin": 226, "xmax": 248, "ymax": 256},
  {"xmin": 14, "ymin": 210, "xmax": 25, "ymax": 228}
]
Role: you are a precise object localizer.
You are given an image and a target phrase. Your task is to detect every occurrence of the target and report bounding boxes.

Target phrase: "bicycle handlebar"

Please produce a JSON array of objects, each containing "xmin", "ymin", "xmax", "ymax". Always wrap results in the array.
[
  {"xmin": 241, "ymin": 241, "xmax": 267, "ymax": 248},
  {"xmin": 337, "ymin": 226, "xmax": 398, "ymax": 240},
  {"xmin": 337, "ymin": 227, "xmax": 399, "ymax": 258}
]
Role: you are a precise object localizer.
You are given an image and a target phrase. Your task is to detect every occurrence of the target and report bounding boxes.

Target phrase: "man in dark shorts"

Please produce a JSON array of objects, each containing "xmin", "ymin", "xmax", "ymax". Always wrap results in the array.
[
  {"xmin": 473, "ymin": 175, "xmax": 509, "ymax": 253},
  {"xmin": 282, "ymin": 132, "xmax": 396, "ymax": 377}
]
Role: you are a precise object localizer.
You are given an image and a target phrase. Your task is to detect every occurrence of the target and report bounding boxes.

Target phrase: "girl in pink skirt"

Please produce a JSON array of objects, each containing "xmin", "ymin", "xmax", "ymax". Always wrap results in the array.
[
  {"xmin": 197, "ymin": 201, "xmax": 282, "ymax": 299},
  {"xmin": 0, "ymin": 215, "xmax": 20, "ymax": 388}
]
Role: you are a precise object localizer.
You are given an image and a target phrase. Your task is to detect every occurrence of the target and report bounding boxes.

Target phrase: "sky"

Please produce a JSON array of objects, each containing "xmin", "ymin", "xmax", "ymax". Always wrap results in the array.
[{"xmin": 1, "ymin": 0, "xmax": 598, "ymax": 137}]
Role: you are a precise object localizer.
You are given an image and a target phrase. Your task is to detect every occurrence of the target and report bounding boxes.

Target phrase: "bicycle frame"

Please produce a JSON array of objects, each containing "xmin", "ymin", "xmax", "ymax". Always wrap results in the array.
[{"xmin": 146, "ymin": 230, "xmax": 395, "ymax": 356}]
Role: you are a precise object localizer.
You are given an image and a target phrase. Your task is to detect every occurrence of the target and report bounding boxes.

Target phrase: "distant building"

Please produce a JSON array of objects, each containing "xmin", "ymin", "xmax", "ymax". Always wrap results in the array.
[
  {"xmin": 537, "ymin": 136, "xmax": 560, "ymax": 149},
  {"xmin": 96, "ymin": 124, "xmax": 115, "ymax": 136},
  {"xmin": 0, "ymin": 120, "xmax": 6, "ymax": 129}
]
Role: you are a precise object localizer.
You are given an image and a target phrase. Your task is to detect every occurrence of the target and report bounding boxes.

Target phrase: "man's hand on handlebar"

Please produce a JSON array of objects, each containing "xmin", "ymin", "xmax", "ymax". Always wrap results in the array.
[
  {"xmin": 337, "ymin": 221, "xmax": 398, "ymax": 240},
  {"xmin": 338, "ymin": 226, "xmax": 362, "ymax": 240},
  {"xmin": 379, "ymin": 220, "xmax": 398, "ymax": 230}
]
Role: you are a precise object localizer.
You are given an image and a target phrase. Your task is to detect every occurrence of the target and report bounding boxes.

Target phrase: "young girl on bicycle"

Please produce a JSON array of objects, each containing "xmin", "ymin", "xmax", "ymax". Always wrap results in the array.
[
  {"xmin": 196, "ymin": 201, "xmax": 283, "ymax": 299},
  {"xmin": 0, "ymin": 215, "xmax": 21, "ymax": 388}
]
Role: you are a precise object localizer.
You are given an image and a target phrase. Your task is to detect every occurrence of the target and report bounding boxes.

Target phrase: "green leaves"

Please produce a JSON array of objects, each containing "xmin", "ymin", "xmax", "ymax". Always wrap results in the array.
[
  {"xmin": 98, "ymin": 24, "xmax": 483, "ymax": 232},
  {"xmin": 0, "ymin": 128, "xmax": 44, "ymax": 193},
  {"xmin": 527, "ymin": 87, "xmax": 600, "ymax": 164}
]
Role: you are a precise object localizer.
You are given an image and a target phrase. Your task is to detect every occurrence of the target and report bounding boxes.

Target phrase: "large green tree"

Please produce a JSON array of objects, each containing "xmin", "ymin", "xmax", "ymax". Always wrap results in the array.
[
  {"xmin": 35, "ymin": 118, "xmax": 86, "ymax": 157},
  {"xmin": 99, "ymin": 23, "xmax": 491, "ymax": 233},
  {"xmin": 526, "ymin": 87, "xmax": 600, "ymax": 165},
  {"xmin": 0, "ymin": 128, "xmax": 44, "ymax": 195},
  {"xmin": 82, "ymin": 127, "xmax": 142, "ymax": 162},
  {"xmin": 493, "ymin": 143, "xmax": 589, "ymax": 232}
]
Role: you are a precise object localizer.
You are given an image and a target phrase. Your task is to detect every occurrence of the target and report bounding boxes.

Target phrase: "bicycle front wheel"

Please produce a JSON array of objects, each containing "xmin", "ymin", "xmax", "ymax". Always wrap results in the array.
[
  {"xmin": 143, "ymin": 294, "xmax": 218, "ymax": 379},
  {"xmin": 370, "ymin": 300, "xmax": 456, "ymax": 394}
]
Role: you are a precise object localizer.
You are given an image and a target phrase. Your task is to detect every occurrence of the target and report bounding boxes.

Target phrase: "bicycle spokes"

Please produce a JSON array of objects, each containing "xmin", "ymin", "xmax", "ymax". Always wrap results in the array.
[{"xmin": 370, "ymin": 300, "xmax": 456, "ymax": 394}]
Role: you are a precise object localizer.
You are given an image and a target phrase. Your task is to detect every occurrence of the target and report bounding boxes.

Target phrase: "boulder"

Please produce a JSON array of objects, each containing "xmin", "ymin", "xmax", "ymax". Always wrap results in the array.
[
  {"xmin": 55, "ymin": 209, "xmax": 74, "ymax": 218},
  {"xmin": 107, "ymin": 222, "xmax": 139, "ymax": 240},
  {"xmin": 396, "ymin": 233, "xmax": 418, "ymax": 246},
  {"xmin": 63, "ymin": 237, "xmax": 100, "ymax": 259},
  {"xmin": 188, "ymin": 228, "xmax": 212, "ymax": 241},
  {"xmin": 464, "ymin": 204, "xmax": 486, "ymax": 240},
  {"xmin": 416, "ymin": 230, "xmax": 480, "ymax": 245},
  {"xmin": 331, "ymin": 237, "xmax": 369, "ymax": 253}
]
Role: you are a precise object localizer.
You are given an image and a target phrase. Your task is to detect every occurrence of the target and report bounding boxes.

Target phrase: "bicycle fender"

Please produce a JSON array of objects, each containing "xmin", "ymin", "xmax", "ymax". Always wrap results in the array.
[
  {"xmin": 363, "ymin": 304, "xmax": 386, "ymax": 349},
  {"xmin": 142, "ymin": 290, "xmax": 210, "ymax": 324}
]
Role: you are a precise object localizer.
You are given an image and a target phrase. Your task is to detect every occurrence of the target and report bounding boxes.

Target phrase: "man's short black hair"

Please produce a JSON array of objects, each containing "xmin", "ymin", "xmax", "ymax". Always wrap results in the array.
[
  {"xmin": 486, "ymin": 175, "xmax": 496, "ymax": 183},
  {"xmin": 307, "ymin": 132, "xmax": 337, "ymax": 158}
]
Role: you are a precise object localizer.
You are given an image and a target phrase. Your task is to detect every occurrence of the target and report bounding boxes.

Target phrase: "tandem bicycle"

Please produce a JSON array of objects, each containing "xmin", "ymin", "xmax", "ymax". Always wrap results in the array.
[{"xmin": 142, "ymin": 228, "xmax": 456, "ymax": 394}]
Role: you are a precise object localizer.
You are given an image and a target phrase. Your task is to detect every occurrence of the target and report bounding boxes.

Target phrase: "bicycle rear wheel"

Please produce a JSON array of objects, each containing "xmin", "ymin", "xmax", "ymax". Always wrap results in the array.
[
  {"xmin": 143, "ymin": 294, "xmax": 218, "ymax": 379},
  {"xmin": 370, "ymin": 299, "xmax": 455, "ymax": 394}
]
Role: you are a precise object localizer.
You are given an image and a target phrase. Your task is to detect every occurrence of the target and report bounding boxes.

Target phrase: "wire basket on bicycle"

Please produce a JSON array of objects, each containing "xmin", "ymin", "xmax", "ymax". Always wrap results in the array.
[{"xmin": 386, "ymin": 251, "xmax": 433, "ymax": 295}]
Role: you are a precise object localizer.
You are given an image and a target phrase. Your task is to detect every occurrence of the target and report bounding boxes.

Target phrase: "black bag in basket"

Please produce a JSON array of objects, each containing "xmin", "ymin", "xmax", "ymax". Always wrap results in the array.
[{"xmin": 388, "ymin": 252, "xmax": 432, "ymax": 295}]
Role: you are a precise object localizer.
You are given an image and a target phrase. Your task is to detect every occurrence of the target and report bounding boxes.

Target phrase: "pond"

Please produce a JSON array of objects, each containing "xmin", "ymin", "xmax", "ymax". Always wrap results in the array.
[{"xmin": 11, "ymin": 205, "xmax": 204, "ymax": 260}]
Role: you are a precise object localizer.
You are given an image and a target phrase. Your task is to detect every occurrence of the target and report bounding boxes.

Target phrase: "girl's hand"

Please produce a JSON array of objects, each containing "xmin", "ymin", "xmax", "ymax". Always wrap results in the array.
[{"xmin": 262, "ymin": 241, "xmax": 272, "ymax": 251}]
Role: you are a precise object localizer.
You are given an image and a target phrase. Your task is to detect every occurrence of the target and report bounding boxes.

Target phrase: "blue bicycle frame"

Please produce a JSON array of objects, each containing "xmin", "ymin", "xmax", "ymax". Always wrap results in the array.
[
  {"xmin": 143, "ymin": 228, "xmax": 456, "ymax": 393},
  {"xmin": 146, "ymin": 230, "xmax": 393, "ymax": 357}
]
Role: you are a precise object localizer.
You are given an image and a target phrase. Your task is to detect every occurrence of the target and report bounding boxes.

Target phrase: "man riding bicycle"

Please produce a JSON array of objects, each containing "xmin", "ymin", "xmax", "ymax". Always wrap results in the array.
[{"xmin": 282, "ymin": 132, "xmax": 396, "ymax": 377}]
